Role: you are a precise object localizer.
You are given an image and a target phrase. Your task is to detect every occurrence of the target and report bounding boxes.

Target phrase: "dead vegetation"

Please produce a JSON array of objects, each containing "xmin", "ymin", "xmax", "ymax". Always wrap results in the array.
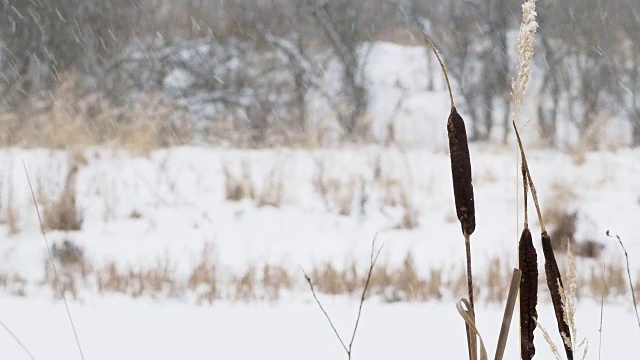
[
  {"xmin": 222, "ymin": 161, "xmax": 285, "ymax": 208},
  {"xmin": 1, "ymin": 251, "xmax": 630, "ymax": 305},
  {"xmin": 41, "ymin": 164, "xmax": 83, "ymax": 231},
  {"xmin": 0, "ymin": 76, "xmax": 192, "ymax": 153}
]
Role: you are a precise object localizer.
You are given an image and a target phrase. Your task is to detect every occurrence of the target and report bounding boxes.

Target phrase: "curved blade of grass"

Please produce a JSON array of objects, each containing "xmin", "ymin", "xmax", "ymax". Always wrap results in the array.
[{"xmin": 457, "ymin": 298, "xmax": 488, "ymax": 360}]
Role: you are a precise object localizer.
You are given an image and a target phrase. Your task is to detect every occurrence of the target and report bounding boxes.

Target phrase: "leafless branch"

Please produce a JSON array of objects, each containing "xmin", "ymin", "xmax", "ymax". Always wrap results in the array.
[
  {"xmin": 303, "ymin": 236, "xmax": 384, "ymax": 359},
  {"xmin": 349, "ymin": 238, "xmax": 384, "ymax": 352},
  {"xmin": 302, "ymin": 267, "xmax": 349, "ymax": 355}
]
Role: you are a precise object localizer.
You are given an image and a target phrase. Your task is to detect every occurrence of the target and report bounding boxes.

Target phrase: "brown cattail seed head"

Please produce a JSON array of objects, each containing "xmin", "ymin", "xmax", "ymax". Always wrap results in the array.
[
  {"xmin": 447, "ymin": 107, "xmax": 475, "ymax": 236},
  {"xmin": 519, "ymin": 228, "xmax": 538, "ymax": 360},
  {"xmin": 541, "ymin": 231, "xmax": 573, "ymax": 360}
]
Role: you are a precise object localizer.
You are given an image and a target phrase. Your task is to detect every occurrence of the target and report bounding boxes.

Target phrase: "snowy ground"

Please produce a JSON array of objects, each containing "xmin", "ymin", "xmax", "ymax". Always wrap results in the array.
[
  {"xmin": 0, "ymin": 144, "xmax": 639, "ymax": 358},
  {"xmin": 2, "ymin": 297, "xmax": 638, "ymax": 359}
]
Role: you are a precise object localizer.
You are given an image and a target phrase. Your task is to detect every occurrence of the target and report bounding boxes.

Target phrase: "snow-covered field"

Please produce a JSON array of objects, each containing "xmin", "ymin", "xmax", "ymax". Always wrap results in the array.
[
  {"xmin": 0, "ymin": 143, "xmax": 639, "ymax": 358},
  {"xmin": 1, "ymin": 145, "xmax": 639, "ymax": 282},
  {"xmin": 2, "ymin": 297, "xmax": 639, "ymax": 359}
]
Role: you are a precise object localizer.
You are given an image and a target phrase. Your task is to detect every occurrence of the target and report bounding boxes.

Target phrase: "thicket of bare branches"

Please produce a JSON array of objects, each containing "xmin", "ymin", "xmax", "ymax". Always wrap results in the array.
[{"xmin": 1, "ymin": 0, "xmax": 639, "ymax": 147}]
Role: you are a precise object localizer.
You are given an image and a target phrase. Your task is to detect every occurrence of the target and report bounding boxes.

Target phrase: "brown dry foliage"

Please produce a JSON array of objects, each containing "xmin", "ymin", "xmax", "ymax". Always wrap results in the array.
[
  {"xmin": 42, "ymin": 165, "xmax": 82, "ymax": 231},
  {"xmin": 0, "ymin": 75, "xmax": 192, "ymax": 153}
]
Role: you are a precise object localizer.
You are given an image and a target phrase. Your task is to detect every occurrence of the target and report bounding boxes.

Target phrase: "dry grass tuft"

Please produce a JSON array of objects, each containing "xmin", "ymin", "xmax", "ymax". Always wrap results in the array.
[
  {"xmin": 4, "ymin": 190, "xmax": 20, "ymax": 235},
  {"xmin": 256, "ymin": 169, "xmax": 285, "ymax": 208},
  {"xmin": 44, "ymin": 239, "xmax": 91, "ymax": 300},
  {"xmin": 188, "ymin": 244, "xmax": 218, "ymax": 304},
  {"xmin": 232, "ymin": 266, "xmax": 257, "ymax": 301},
  {"xmin": 262, "ymin": 264, "xmax": 292, "ymax": 301},
  {"xmin": 42, "ymin": 164, "xmax": 83, "ymax": 231},
  {"xmin": 485, "ymin": 257, "xmax": 511, "ymax": 304},
  {"xmin": 397, "ymin": 192, "xmax": 420, "ymax": 230},
  {"xmin": 0, "ymin": 272, "xmax": 27, "ymax": 297},
  {"xmin": 96, "ymin": 258, "xmax": 181, "ymax": 299},
  {"xmin": 223, "ymin": 162, "xmax": 254, "ymax": 202}
]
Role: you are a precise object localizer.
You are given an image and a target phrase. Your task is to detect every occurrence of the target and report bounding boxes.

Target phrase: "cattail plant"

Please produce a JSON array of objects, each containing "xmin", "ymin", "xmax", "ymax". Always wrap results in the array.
[
  {"xmin": 423, "ymin": 35, "xmax": 477, "ymax": 360},
  {"xmin": 514, "ymin": 124, "xmax": 573, "ymax": 360}
]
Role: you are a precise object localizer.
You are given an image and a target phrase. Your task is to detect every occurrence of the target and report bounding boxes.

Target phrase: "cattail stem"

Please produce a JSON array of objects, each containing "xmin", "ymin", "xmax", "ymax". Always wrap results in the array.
[
  {"xmin": 522, "ymin": 162, "xmax": 529, "ymax": 229},
  {"xmin": 465, "ymin": 233, "xmax": 475, "ymax": 308},
  {"xmin": 464, "ymin": 232, "xmax": 477, "ymax": 360},
  {"xmin": 422, "ymin": 32, "xmax": 455, "ymax": 109},
  {"xmin": 513, "ymin": 121, "xmax": 546, "ymax": 233}
]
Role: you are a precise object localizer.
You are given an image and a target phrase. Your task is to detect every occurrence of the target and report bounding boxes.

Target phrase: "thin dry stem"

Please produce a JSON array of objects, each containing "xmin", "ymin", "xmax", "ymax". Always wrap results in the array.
[
  {"xmin": 598, "ymin": 263, "xmax": 606, "ymax": 360},
  {"xmin": 303, "ymin": 268, "xmax": 349, "ymax": 355},
  {"xmin": 0, "ymin": 319, "xmax": 37, "ymax": 360},
  {"xmin": 349, "ymin": 240, "xmax": 384, "ymax": 352},
  {"xmin": 522, "ymin": 162, "xmax": 529, "ymax": 229},
  {"xmin": 23, "ymin": 160, "xmax": 86, "ymax": 360},
  {"xmin": 421, "ymin": 32, "xmax": 455, "ymax": 109},
  {"xmin": 606, "ymin": 230, "xmax": 640, "ymax": 333}
]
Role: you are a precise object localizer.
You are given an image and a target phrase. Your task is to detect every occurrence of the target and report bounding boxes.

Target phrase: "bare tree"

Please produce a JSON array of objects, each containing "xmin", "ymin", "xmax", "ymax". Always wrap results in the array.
[
  {"xmin": 612, "ymin": 1, "xmax": 640, "ymax": 146},
  {"xmin": 306, "ymin": 0, "xmax": 369, "ymax": 137},
  {"xmin": 0, "ymin": 0, "xmax": 137, "ymax": 105}
]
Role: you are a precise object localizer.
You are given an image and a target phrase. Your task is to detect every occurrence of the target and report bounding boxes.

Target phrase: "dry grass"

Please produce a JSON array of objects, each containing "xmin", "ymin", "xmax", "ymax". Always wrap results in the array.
[
  {"xmin": 188, "ymin": 245, "xmax": 218, "ymax": 304},
  {"xmin": 255, "ymin": 169, "xmax": 285, "ymax": 208},
  {"xmin": 222, "ymin": 162, "xmax": 254, "ymax": 202},
  {"xmin": 0, "ymin": 272, "xmax": 27, "ymax": 297},
  {"xmin": 222, "ymin": 161, "xmax": 285, "ymax": 208},
  {"xmin": 41, "ymin": 165, "xmax": 83, "ymax": 231},
  {"xmin": 0, "ymin": 75, "xmax": 192, "ymax": 153},
  {"xmin": 96, "ymin": 258, "xmax": 181, "ymax": 299},
  {"xmin": 43, "ymin": 239, "xmax": 91, "ymax": 300},
  {"xmin": 1, "ymin": 252, "xmax": 634, "ymax": 306},
  {"xmin": 4, "ymin": 190, "xmax": 20, "ymax": 235}
]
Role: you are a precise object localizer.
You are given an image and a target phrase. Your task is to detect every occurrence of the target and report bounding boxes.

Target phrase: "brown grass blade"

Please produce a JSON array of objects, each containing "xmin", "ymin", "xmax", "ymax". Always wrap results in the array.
[{"xmin": 519, "ymin": 228, "xmax": 538, "ymax": 360}]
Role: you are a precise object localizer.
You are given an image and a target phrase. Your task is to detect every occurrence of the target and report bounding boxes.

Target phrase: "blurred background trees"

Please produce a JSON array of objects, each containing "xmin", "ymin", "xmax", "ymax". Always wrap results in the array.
[{"xmin": 1, "ymin": 0, "xmax": 639, "ymax": 147}]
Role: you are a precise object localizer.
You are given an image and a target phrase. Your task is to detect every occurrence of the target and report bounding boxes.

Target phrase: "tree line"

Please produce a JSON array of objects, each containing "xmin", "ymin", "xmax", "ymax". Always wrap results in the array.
[{"xmin": 1, "ymin": 0, "xmax": 639, "ymax": 146}]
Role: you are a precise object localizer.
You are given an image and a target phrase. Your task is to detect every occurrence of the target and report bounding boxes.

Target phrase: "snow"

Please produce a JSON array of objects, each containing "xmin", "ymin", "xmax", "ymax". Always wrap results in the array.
[{"xmin": 1, "ymin": 297, "xmax": 637, "ymax": 359}]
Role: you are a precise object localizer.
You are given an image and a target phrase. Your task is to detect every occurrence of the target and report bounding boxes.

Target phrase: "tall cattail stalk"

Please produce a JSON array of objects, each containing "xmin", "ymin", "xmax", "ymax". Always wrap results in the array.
[{"xmin": 423, "ymin": 34, "xmax": 477, "ymax": 360}]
